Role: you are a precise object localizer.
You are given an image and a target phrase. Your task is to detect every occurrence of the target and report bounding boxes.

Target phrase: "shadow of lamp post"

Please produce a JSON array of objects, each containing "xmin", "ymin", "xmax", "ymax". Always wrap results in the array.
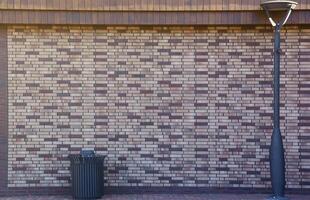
[{"xmin": 260, "ymin": 1, "xmax": 298, "ymax": 200}]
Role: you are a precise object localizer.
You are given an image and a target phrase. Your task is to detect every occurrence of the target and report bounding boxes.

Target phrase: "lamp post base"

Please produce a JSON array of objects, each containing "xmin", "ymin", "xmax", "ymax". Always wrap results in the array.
[{"xmin": 266, "ymin": 195, "xmax": 289, "ymax": 200}]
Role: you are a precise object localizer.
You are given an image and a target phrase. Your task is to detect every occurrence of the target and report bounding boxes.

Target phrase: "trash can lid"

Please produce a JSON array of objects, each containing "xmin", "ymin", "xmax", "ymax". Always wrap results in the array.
[
  {"xmin": 68, "ymin": 153, "xmax": 106, "ymax": 162},
  {"xmin": 68, "ymin": 150, "xmax": 106, "ymax": 159},
  {"xmin": 80, "ymin": 150, "xmax": 95, "ymax": 157}
]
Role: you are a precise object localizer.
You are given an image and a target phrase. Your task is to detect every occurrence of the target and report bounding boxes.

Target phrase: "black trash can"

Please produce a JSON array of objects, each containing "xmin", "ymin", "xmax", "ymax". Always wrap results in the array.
[{"xmin": 69, "ymin": 150, "xmax": 105, "ymax": 199}]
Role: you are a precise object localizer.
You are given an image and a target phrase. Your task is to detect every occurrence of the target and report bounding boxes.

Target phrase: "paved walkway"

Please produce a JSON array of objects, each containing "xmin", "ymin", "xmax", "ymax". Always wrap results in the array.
[{"xmin": 0, "ymin": 194, "xmax": 309, "ymax": 200}]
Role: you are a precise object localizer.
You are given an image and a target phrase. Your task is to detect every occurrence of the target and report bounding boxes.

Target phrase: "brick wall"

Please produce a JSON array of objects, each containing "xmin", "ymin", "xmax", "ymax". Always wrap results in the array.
[{"xmin": 7, "ymin": 25, "xmax": 310, "ymax": 189}]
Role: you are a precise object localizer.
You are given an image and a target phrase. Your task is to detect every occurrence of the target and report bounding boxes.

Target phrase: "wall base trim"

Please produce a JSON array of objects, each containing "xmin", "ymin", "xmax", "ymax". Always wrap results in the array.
[{"xmin": 1, "ymin": 186, "xmax": 309, "ymax": 196}]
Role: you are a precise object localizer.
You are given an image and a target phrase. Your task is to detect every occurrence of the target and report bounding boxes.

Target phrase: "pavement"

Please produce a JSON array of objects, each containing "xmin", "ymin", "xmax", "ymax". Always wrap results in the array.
[{"xmin": 0, "ymin": 194, "xmax": 309, "ymax": 200}]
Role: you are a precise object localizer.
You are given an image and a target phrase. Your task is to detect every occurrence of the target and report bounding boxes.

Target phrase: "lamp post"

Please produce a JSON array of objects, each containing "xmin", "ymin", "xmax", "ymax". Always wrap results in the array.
[{"xmin": 260, "ymin": 1, "xmax": 298, "ymax": 200}]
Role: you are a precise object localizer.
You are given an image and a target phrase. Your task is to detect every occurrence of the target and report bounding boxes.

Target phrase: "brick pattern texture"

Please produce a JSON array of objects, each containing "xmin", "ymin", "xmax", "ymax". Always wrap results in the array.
[{"xmin": 7, "ymin": 25, "xmax": 310, "ymax": 189}]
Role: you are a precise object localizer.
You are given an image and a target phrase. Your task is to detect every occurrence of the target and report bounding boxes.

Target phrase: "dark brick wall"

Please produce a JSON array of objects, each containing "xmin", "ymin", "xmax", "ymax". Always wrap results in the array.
[{"xmin": 0, "ymin": 26, "xmax": 8, "ymax": 193}]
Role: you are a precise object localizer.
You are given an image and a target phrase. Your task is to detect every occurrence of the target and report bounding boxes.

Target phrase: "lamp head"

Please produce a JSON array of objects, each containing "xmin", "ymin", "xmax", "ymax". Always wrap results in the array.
[
  {"xmin": 260, "ymin": 0, "xmax": 298, "ymax": 11},
  {"xmin": 260, "ymin": 0, "xmax": 298, "ymax": 27}
]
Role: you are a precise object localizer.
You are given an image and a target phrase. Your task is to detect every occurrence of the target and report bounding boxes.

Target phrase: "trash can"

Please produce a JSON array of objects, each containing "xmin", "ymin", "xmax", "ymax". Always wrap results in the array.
[{"xmin": 69, "ymin": 150, "xmax": 105, "ymax": 199}]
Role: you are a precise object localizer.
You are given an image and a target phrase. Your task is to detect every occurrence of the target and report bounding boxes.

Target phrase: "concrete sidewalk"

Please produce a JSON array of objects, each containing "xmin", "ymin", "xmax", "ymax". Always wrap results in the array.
[{"xmin": 0, "ymin": 194, "xmax": 309, "ymax": 200}]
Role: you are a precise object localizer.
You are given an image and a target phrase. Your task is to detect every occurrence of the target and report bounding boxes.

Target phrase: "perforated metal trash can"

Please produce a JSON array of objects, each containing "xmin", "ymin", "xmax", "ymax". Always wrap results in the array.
[{"xmin": 69, "ymin": 151, "xmax": 105, "ymax": 199}]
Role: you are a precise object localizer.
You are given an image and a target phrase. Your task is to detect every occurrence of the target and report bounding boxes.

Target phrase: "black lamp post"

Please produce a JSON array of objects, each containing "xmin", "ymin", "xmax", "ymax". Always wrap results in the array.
[{"xmin": 260, "ymin": 1, "xmax": 298, "ymax": 200}]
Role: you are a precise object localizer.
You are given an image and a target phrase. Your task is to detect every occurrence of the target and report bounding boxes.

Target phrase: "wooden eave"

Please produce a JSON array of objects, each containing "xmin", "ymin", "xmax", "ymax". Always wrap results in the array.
[{"xmin": 0, "ymin": 0, "xmax": 309, "ymax": 25}]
